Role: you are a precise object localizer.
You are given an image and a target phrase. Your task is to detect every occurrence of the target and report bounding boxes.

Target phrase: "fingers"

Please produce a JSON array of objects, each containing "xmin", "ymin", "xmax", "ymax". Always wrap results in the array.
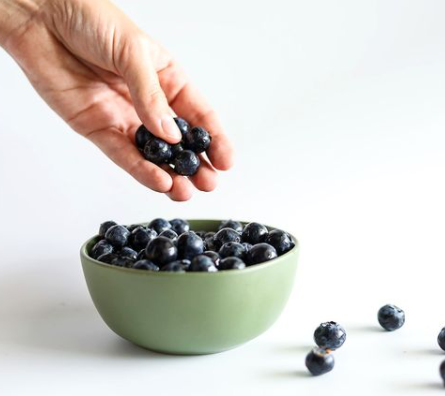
[
  {"xmin": 86, "ymin": 127, "xmax": 173, "ymax": 192},
  {"xmin": 116, "ymin": 35, "xmax": 182, "ymax": 144}
]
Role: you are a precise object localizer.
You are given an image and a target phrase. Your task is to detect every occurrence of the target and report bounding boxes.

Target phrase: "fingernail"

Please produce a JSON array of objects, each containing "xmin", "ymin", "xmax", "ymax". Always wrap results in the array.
[{"xmin": 161, "ymin": 116, "xmax": 181, "ymax": 141}]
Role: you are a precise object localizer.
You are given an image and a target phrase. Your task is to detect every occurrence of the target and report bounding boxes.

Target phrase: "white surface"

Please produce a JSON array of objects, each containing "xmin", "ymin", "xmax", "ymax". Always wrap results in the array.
[{"xmin": 2, "ymin": 0, "xmax": 445, "ymax": 395}]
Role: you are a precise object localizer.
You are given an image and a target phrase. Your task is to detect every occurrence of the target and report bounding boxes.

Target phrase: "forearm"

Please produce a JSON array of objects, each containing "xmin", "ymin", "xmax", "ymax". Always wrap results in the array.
[{"xmin": 0, "ymin": 0, "xmax": 47, "ymax": 49}]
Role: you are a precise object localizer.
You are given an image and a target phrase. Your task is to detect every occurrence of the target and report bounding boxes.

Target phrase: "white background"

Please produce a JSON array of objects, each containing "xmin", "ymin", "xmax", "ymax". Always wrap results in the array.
[{"xmin": 1, "ymin": 0, "xmax": 445, "ymax": 395}]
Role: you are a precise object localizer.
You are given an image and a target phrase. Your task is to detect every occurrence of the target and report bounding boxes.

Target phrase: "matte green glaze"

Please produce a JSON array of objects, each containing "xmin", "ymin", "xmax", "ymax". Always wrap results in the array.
[{"xmin": 80, "ymin": 220, "xmax": 299, "ymax": 355}]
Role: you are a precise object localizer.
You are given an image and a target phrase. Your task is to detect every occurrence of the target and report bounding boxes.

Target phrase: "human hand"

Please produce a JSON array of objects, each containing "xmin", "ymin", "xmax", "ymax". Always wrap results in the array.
[{"xmin": 0, "ymin": 0, "xmax": 233, "ymax": 201}]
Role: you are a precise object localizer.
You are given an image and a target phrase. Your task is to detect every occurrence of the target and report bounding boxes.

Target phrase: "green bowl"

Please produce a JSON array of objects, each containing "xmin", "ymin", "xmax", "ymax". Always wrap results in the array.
[{"xmin": 80, "ymin": 220, "xmax": 299, "ymax": 355}]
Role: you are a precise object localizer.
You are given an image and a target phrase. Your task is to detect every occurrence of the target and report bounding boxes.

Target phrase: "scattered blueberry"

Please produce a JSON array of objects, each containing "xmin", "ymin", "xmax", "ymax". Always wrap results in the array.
[
  {"xmin": 128, "ymin": 227, "xmax": 157, "ymax": 252},
  {"xmin": 143, "ymin": 137, "xmax": 172, "ymax": 164},
  {"xmin": 132, "ymin": 260, "xmax": 159, "ymax": 271},
  {"xmin": 91, "ymin": 239, "xmax": 113, "ymax": 259},
  {"xmin": 105, "ymin": 225, "xmax": 130, "ymax": 248},
  {"xmin": 219, "ymin": 242, "xmax": 246, "ymax": 259},
  {"xmin": 170, "ymin": 218, "xmax": 190, "ymax": 235},
  {"xmin": 99, "ymin": 221, "xmax": 117, "ymax": 237},
  {"xmin": 145, "ymin": 236, "xmax": 178, "ymax": 267},
  {"xmin": 160, "ymin": 261, "xmax": 187, "ymax": 272},
  {"xmin": 183, "ymin": 126, "xmax": 211, "ymax": 153},
  {"xmin": 305, "ymin": 348, "xmax": 335, "ymax": 376},
  {"xmin": 119, "ymin": 247, "xmax": 138, "ymax": 261},
  {"xmin": 218, "ymin": 220, "xmax": 243, "ymax": 233},
  {"xmin": 213, "ymin": 228, "xmax": 241, "ymax": 249},
  {"xmin": 242, "ymin": 222, "xmax": 268, "ymax": 245},
  {"xmin": 247, "ymin": 243, "xmax": 277, "ymax": 265},
  {"xmin": 189, "ymin": 255, "xmax": 218, "ymax": 272},
  {"xmin": 265, "ymin": 229, "xmax": 295, "ymax": 256},
  {"xmin": 148, "ymin": 218, "xmax": 171, "ymax": 234},
  {"xmin": 174, "ymin": 117, "xmax": 190, "ymax": 136},
  {"xmin": 314, "ymin": 321, "xmax": 347, "ymax": 350},
  {"xmin": 135, "ymin": 125, "xmax": 153, "ymax": 151},
  {"xmin": 378, "ymin": 304, "xmax": 405, "ymax": 331},
  {"xmin": 174, "ymin": 150, "xmax": 200, "ymax": 176},
  {"xmin": 219, "ymin": 257, "xmax": 246, "ymax": 270},
  {"xmin": 438, "ymin": 328, "xmax": 445, "ymax": 351},
  {"xmin": 159, "ymin": 229, "xmax": 179, "ymax": 242},
  {"xmin": 177, "ymin": 231, "xmax": 204, "ymax": 260},
  {"xmin": 202, "ymin": 251, "xmax": 220, "ymax": 267}
]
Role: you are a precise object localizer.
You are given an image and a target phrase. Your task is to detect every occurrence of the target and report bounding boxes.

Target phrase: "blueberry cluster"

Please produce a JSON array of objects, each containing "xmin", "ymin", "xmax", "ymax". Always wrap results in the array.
[
  {"xmin": 135, "ymin": 118, "xmax": 211, "ymax": 176},
  {"xmin": 89, "ymin": 219, "xmax": 295, "ymax": 272}
]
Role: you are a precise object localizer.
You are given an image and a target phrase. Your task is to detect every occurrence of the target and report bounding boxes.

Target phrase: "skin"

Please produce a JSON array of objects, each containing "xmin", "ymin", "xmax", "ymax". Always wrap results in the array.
[{"xmin": 0, "ymin": 0, "xmax": 234, "ymax": 201}]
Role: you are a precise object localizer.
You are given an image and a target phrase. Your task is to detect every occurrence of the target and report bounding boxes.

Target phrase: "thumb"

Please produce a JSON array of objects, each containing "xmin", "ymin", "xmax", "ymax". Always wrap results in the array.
[{"xmin": 118, "ymin": 35, "xmax": 181, "ymax": 144}]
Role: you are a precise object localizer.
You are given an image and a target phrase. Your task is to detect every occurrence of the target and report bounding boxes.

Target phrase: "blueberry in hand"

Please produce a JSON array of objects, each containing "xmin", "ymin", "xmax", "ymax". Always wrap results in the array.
[
  {"xmin": 171, "ymin": 143, "xmax": 184, "ymax": 158},
  {"xmin": 148, "ymin": 218, "xmax": 171, "ymax": 234},
  {"xmin": 91, "ymin": 239, "xmax": 113, "ymax": 259},
  {"xmin": 174, "ymin": 150, "xmax": 200, "ymax": 176},
  {"xmin": 159, "ymin": 229, "xmax": 179, "ymax": 242},
  {"xmin": 242, "ymin": 222, "xmax": 268, "ymax": 245},
  {"xmin": 97, "ymin": 253, "xmax": 119, "ymax": 264},
  {"xmin": 105, "ymin": 225, "xmax": 130, "ymax": 248},
  {"xmin": 119, "ymin": 247, "xmax": 138, "ymax": 261},
  {"xmin": 135, "ymin": 125, "xmax": 153, "ymax": 151},
  {"xmin": 265, "ymin": 229, "xmax": 295, "ymax": 256},
  {"xmin": 177, "ymin": 231, "xmax": 204, "ymax": 260},
  {"xmin": 203, "ymin": 251, "xmax": 220, "ymax": 267},
  {"xmin": 174, "ymin": 117, "xmax": 190, "ymax": 135},
  {"xmin": 99, "ymin": 221, "xmax": 117, "ymax": 237},
  {"xmin": 132, "ymin": 259, "xmax": 159, "ymax": 271},
  {"xmin": 143, "ymin": 137, "xmax": 172, "ymax": 164},
  {"xmin": 219, "ymin": 242, "xmax": 246, "ymax": 259},
  {"xmin": 145, "ymin": 236, "xmax": 178, "ymax": 267},
  {"xmin": 111, "ymin": 256, "xmax": 134, "ymax": 268},
  {"xmin": 438, "ymin": 328, "xmax": 445, "ymax": 351},
  {"xmin": 219, "ymin": 257, "xmax": 246, "ymax": 270},
  {"xmin": 170, "ymin": 218, "xmax": 190, "ymax": 235},
  {"xmin": 218, "ymin": 220, "xmax": 243, "ymax": 233},
  {"xmin": 247, "ymin": 243, "xmax": 277, "ymax": 265},
  {"xmin": 160, "ymin": 261, "xmax": 187, "ymax": 272},
  {"xmin": 305, "ymin": 348, "xmax": 335, "ymax": 376},
  {"xmin": 184, "ymin": 126, "xmax": 211, "ymax": 153},
  {"xmin": 314, "ymin": 321, "xmax": 346, "ymax": 350},
  {"xmin": 129, "ymin": 227, "xmax": 157, "ymax": 252},
  {"xmin": 189, "ymin": 255, "xmax": 218, "ymax": 272},
  {"xmin": 213, "ymin": 228, "xmax": 241, "ymax": 249},
  {"xmin": 378, "ymin": 304, "xmax": 405, "ymax": 331}
]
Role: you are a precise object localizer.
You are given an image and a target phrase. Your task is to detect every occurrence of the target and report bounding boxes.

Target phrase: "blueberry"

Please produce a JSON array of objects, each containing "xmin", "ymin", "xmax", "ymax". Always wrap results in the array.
[
  {"xmin": 378, "ymin": 304, "xmax": 405, "ymax": 331},
  {"xmin": 203, "ymin": 251, "xmax": 221, "ymax": 267},
  {"xmin": 204, "ymin": 236, "xmax": 219, "ymax": 252},
  {"xmin": 143, "ymin": 137, "xmax": 172, "ymax": 164},
  {"xmin": 91, "ymin": 239, "xmax": 113, "ymax": 259},
  {"xmin": 99, "ymin": 221, "xmax": 117, "ymax": 237},
  {"xmin": 136, "ymin": 249, "xmax": 146, "ymax": 261},
  {"xmin": 242, "ymin": 222, "xmax": 268, "ymax": 245},
  {"xmin": 159, "ymin": 229, "xmax": 179, "ymax": 242},
  {"xmin": 205, "ymin": 231, "xmax": 216, "ymax": 239},
  {"xmin": 265, "ymin": 229, "xmax": 295, "ymax": 256},
  {"xmin": 171, "ymin": 143, "xmax": 185, "ymax": 158},
  {"xmin": 219, "ymin": 242, "xmax": 246, "ymax": 259},
  {"xmin": 247, "ymin": 243, "xmax": 277, "ymax": 265},
  {"xmin": 440, "ymin": 360, "xmax": 445, "ymax": 386},
  {"xmin": 128, "ymin": 227, "xmax": 157, "ymax": 251},
  {"xmin": 438, "ymin": 328, "xmax": 445, "ymax": 351},
  {"xmin": 126, "ymin": 224, "xmax": 142, "ymax": 233},
  {"xmin": 218, "ymin": 220, "xmax": 243, "ymax": 233},
  {"xmin": 184, "ymin": 126, "xmax": 211, "ymax": 153},
  {"xmin": 213, "ymin": 228, "xmax": 241, "ymax": 249},
  {"xmin": 174, "ymin": 150, "xmax": 200, "ymax": 176},
  {"xmin": 160, "ymin": 261, "xmax": 187, "ymax": 272},
  {"xmin": 148, "ymin": 218, "xmax": 171, "ymax": 234},
  {"xmin": 105, "ymin": 225, "xmax": 130, "ymax": 248},
  {"xmin": 145, "ymin": 236, "xmax": 178, "ymax": 267},
  {"xmin": 189, "ymin": 255, "xmax": 218, "ymax": 272},
  {"xmin": 119, "ymin": 247, "xmax": 138, "ymax": 261},
  {"xmin": 97, "ymin": 253, "xmax": 118, "ymax": 264},
  {"xmin": 174, "ymin": 117, "xmax": 190, "ymax": 135},
  {"xmin": 242, "ymin": 242, "xmax": 253, "ymax": 253},
  {"xmin": 135, "ymin": 125, "xmax": 153, "ymax": 151},
  {"xmin": 111, "ymin": 256, "xmax": 134, "ymax": 268},
  {"xmin": 195, "ymin": 231, "xmax": 208, "ymax": 239},
  {"xmin": 132, "ymin": 259, "xmax": 159, "ymax": 271},
  {"xmin": 219, "ymin": 257, "xmax": 246, "ymax": 270},
  {"xmin": 314, "ymin": 321, "xmax": 347, "ymax": 350},
  {"xmin": 177, "ymin": 231, "xmax": 205, "ymax": 260},
  {"xmin": 305, "ymin": 348, "xmax": 335, "ymax": 376},
  {"xmin": 170, "ymin": 218, "xmax": 190, "ymax": 235}
]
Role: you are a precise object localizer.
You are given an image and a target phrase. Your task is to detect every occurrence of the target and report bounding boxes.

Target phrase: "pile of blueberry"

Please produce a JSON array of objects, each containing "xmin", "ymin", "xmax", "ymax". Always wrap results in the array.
[
  {"xmin": 89, "ymin": 218, "xmax": 296, "ymax": 272},
  {"xmin": 135, "ymin": 118, "xmax": 211, "ymax": 176}
]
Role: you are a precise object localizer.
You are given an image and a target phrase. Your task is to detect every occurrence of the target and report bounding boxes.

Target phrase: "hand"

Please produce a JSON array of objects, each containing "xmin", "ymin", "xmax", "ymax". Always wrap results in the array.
[{"xmin": 0, "ymin": 0, "xmax": 233, "ymax": 201}]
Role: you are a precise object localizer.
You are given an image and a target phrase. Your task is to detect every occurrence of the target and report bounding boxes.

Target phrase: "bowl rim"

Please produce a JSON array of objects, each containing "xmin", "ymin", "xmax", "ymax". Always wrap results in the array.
[{"xmin": 80, "ymin": 219, "xmax": 299, "ymax": 277}]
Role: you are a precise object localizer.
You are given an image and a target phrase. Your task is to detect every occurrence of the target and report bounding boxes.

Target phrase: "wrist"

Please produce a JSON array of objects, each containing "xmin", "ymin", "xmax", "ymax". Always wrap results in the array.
[{"xmin": 0, "ymin": 0, "xmax": 48, "ymax": 49}]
